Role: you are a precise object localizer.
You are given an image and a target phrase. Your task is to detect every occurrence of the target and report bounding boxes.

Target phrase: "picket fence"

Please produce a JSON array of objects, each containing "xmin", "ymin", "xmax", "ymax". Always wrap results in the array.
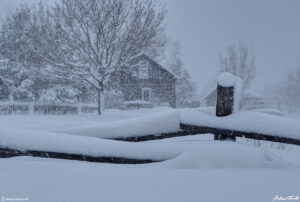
[{"xmin": 0, "ymin": 100, "xmax": 98, "ymax": 115}]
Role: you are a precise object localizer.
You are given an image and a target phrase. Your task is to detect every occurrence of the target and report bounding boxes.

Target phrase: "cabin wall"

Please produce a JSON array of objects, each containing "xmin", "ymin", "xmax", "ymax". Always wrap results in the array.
[{"xmin": 119, "ymin": 58, "xmax": 176, "ymax": 108}]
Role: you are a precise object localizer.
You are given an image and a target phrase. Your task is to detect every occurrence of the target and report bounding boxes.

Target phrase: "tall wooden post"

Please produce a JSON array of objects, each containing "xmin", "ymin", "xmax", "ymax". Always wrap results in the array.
[{"xmin": 215, "ymin": 77, "xmax": 236, "ymax": 141}]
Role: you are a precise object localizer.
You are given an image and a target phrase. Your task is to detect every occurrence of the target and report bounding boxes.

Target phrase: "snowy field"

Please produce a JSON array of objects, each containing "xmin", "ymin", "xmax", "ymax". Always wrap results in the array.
[{"xmin": 1, "ymin": 107, "xmax": 300, "ymax": 202}]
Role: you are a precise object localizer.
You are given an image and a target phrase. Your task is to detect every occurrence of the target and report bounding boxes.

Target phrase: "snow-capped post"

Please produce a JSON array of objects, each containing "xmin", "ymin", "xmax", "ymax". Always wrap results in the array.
[{"xmin": 215, "ymin": 72, "xmax": 242, "ymax": 141}]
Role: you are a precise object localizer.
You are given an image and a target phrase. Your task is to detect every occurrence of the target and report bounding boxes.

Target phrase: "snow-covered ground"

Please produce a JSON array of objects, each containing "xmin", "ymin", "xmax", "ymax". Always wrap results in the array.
[{"xmin": 1, "ymin": 107, "xmax": 300, "ymax": 202}]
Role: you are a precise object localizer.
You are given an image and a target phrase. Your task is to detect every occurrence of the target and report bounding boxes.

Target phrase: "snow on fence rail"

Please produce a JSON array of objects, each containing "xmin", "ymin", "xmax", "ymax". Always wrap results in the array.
[
  {"xmin": 0, "ymin": 111, "xmax": 181, "ymax": 163},
  {"xmin": 60, "ymin": 110, "xmax": 181, "ymax": 139},
  {"xmin": 0, "ymin": 100, "xmax": 98, "ymax": 115},
  {"xmin": 58, "ymin": 109, "xmax": 300, "ymax": 146},
  {"xmin": 0, "ymin": 127, "xmax": 180, "ymax": 163},
  {"xmin": 1, "ymin": 109, "xmax": 300, "ymax": 164},
  {"xmin": 180, "ymin": 109, "xmax": 300, "ymax": 145}
]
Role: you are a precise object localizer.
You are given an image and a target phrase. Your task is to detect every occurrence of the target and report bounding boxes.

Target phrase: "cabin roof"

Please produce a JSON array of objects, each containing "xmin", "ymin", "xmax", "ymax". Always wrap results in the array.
[{"xmin": 135, "ymin": 54, "xmax": 178, "ymax": 79}]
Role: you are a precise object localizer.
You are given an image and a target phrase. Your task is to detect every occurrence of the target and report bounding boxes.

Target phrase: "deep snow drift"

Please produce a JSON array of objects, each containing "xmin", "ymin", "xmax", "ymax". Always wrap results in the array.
[{"xmin": 1, "ymin": 137, "xmax": 299, "ymax": 202}]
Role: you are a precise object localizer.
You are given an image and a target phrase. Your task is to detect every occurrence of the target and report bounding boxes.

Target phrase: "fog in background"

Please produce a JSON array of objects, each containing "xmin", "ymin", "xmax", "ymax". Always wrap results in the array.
[{"xmin": 1, "ymin": 0, "xmax": 300, "ymax": 95}]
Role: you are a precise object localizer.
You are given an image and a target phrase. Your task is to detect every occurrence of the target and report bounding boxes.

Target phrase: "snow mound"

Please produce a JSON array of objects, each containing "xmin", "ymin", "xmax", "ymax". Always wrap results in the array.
[
  {"xmin": 253, "ymin": 108, "xmax": 284, "ymax": 117},
  {"xmin": 217, "ymin": 72, "xmax": 236, "ymax": 87},
  {"xmin": 198, "ymin": 106, "xmax": 215, "ymax": 115},
  {"xmin": 61, "ymin": 110, "xmax": 181, "ymax": 138},
  {"xmin": 181, "ymin": 109, "xmax": 300, "ymax": 140},
  {"xmin": 160, "ymin": 141, "xmax": 290, "ymax": 169}
]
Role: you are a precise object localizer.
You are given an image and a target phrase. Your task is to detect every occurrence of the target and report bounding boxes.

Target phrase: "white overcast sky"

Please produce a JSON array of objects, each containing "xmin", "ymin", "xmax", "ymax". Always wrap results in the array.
[{"xmin": 1, "ymin": 0, "xmax": 300, "ymax": 94}]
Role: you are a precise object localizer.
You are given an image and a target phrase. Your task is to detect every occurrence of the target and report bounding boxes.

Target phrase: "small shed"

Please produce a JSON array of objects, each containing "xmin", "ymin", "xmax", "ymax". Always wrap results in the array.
[{"xmin": 204, "ymin": 88, "xmax": 218, "ymax": 107}]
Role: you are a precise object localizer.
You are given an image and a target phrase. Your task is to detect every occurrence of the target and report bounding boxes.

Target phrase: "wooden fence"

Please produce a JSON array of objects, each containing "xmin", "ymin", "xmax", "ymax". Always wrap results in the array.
[
  {"xmin": 112, "ymin": 124, "xmax": 300, "ymax": 146},
  {"xmin": 0, "ymin": 101, "xmax": 98, "ymax": 115},
  {"xmin": 0, "ymin": 104, "xmax": 30, "ymax": 115}
]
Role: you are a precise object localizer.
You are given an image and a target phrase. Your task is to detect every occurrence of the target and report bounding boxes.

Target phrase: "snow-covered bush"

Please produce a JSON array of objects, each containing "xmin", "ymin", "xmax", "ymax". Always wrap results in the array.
[
  {"xmin": 164, "ymin": 40, "xmax": 198, "ymax": 108},
  {"xmin": 0, "ymin": 60, "xmax": 35, "ymax": 101},
  {"xmin": 38, "ymin": 87, "xmax": 78, "ymax": 104},
  {"xmin": 104, "ymin": 90, "xmax": 124, "ymax": 109}
]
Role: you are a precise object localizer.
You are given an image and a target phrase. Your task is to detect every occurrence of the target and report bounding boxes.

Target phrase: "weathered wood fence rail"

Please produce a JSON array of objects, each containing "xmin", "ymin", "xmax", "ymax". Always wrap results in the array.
[
  {"xmin": 180, "ymin": 123, "xmax": 300, "ymax": 146},
  {"xmin": 113, "ymin": 123, "xmax": 300, "ymax": 146},
  {"xmin": 0, "ymin": 147, "xmax": 158, "ymax": 164},
  {"xmin": 113, "ymin": 130, "xmax": 200, "ymax": 142},
  {"xmin": 1, "ymin": 123, "xmax": 299, "ymax": 163}
]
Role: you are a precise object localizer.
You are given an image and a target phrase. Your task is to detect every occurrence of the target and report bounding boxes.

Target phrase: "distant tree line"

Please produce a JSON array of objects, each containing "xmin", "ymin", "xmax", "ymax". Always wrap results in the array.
[
  {"xmin": 270, "ymin": 67, "xmax": 300, "ymax": 111},
  {"xmin": 165, "ymin": 39, "xmax": 197, "ymax": 108},
  {"xmin": 219, "ymin": 44, "xmax": 256, "ymax": 90}
]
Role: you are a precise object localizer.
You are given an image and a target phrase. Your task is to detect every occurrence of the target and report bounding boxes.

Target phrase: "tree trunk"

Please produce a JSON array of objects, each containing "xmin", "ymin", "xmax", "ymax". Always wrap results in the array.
[{"xmin": 97, "ymin": 89, "xmax": 104, "ymax": 115}]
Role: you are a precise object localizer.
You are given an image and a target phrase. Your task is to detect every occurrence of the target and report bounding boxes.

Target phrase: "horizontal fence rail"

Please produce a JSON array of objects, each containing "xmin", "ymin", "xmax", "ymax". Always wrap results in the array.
[
  {"xmin": 113, "ymin": 130, "xmax": 200, "ymax": 142},
  {"xmin": 180, "ymin": 123, "xmax": 300, "ymax": 146},
  {"xmin": 113, "ymin": 123, "xmax": 300, "ymax": 146},
  {"xmin": 1, "ymin": 124, "xmax": 299, "ymax": 164},
  {"xmin": 0, "ymin": 147, "xmax": 159, "ymax": 164}
]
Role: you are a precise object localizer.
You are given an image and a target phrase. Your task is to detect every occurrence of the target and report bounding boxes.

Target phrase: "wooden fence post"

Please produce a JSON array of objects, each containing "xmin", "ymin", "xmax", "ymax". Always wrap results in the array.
[{"xmin": 215, "ymin": 73, "xmax": 238, "ymax": 141}]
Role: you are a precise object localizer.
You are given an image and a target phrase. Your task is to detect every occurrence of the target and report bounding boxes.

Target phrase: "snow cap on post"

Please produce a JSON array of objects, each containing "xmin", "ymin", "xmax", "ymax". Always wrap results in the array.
[{"xmin": 217, "ymin": 72, "xmax": 236, "ymax": 87}]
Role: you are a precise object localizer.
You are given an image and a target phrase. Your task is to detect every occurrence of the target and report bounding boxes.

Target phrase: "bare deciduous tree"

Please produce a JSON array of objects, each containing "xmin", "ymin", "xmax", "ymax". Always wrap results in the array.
[
  {"xmin": 271, "ymin": 68, "xmax": 300, "ymax": 111},
  {"xmin": 23, "ymin": 0, "xmax": 166, "ymax": 114},
  {"xmin": 166, "ymin": 39, "xmax": 182, "ymax": 76},
  {"xmin": 165, "ymin": 39, "xmax": 197, "ymax": 108},
  {"xmin": 220, "ymin": 44, "xmax": 256, "ymax": 89}
]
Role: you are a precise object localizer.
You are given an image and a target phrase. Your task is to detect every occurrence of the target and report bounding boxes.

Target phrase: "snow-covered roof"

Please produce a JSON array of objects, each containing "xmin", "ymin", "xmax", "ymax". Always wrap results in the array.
[
  {"xmin": 204, "ymin": 88, "xmax": 217, "ymax": 100},
  {"xmin": 136, "ymin": 54, "xmax": 179, "ymax": 79}
]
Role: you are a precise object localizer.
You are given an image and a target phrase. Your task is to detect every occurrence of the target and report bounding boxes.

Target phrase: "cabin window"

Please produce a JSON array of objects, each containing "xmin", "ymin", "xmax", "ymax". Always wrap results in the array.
[
  {"xmin": 142, "ymin": 88, "xmax": 151, "ymax": 101},
  {"xmin": 131, "ymin": 69, "xmax": 138, "ymax": 77},
  {"xmin": 139, "ymin": 62, "xmax": 149, "ymax": 79}
]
